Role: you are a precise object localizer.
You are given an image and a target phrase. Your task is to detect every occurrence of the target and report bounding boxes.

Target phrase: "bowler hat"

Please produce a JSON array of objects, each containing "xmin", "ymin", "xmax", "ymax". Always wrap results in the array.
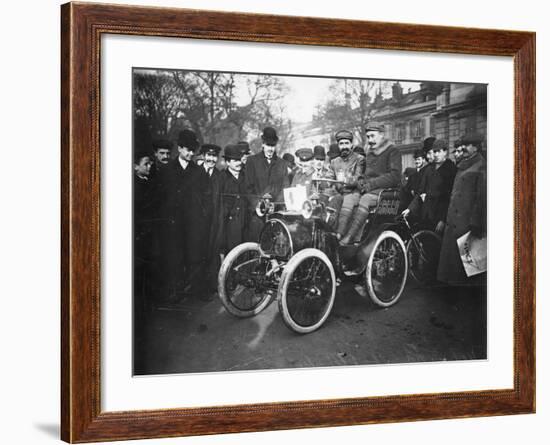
[
  {"xmin": 422, "ymin": 136, "xmax": 436, "ymax": 151},
  {"xmin": 282, "ymin": 153, "xmax": 295, "ymax": 165},
  {"xmin": 295, "ymin": 148, "xmax": 313, "ymax": 162},
  {"xmin": 224, "ymin": 144, "xmax": 243, "ymax": 161},
  {"xmin": 313, "ymin": 145, "xmax": 326, "ymax": 160},
  {"xmin": 335, "ymin": 129, "xmax": 353, "ymax": 142},
  {"xmin": 328, "ymin": 143, "xmax": 340, "ymax": 160},
  {"xmin": 152, "ymin": 139, "xmax": 172, "ymax": 151},
  {"xmin": 177, "ymin": 129, "xmax": 199, "ymax": 150},
  {"xmin": 413, "ymin": 148, "xmax": 425, "ymax": 159},
  {"xmin": 261, "ymin": 127, "xmax": 279, "ymax": 145},
  {"xmin": 237, "ymin": 141, "xmax": 251, "ymax": 154},
  {"xmin": 200, "ymin": 143, "xmax": 221, "ymax": 156},
  {"xmin": 365, "ymin": 121, "xmax": 385, "ymax": 132}
]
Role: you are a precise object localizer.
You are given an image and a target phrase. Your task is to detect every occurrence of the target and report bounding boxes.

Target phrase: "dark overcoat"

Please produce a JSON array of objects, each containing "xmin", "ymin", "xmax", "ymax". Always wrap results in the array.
[
  {"xmin": 244, "ymin": 152, "xmax": 290, "ymax": 241},
  {"xmin": 437, "ymin": 153, "xmax": 486, "ymax": 284},
  {"xmin": 220, "ymin": 169, "xmax": 248, "ymax": 253},
  {"xmin": 134, "ymin": 174, "xmax": 157, "ymax": 264},
  {"xmin": 408, "ymin": 159, "xmax": 457, "ymax": 228},
  {"xmin": 158, "ymin": 159, "xmax": 212, "ymax": 266},
  {"xmin": 205, "ymin": 167, "xmax": 224, "ymax": 261}
]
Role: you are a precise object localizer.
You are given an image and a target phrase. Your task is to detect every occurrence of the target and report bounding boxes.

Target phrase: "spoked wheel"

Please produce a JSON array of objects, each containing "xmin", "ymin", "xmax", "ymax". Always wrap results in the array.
[
  {"xmin": 406, "ymin": 230, "xmax": 441, "ymax": 285},
  {"xmin": 365, "ymin": 231, "xmax": 408, "ymax": 307},
  {"xmin": 218, "ymin": 242, "xmax": 274, "ymax": 317},
  {"xmin": 278, "ymin": 248, "xmax": 336, "ymax": 334}
]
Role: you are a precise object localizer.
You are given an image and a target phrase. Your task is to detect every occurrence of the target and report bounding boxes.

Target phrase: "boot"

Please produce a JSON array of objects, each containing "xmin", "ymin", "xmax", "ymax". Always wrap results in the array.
[
  {"xmin": 336, "ymin": 207, "xmax": 353, "ymax": 239},
  {"xmin": 340, "ymin": 206, "xmax": 370, "ymax": 245}
]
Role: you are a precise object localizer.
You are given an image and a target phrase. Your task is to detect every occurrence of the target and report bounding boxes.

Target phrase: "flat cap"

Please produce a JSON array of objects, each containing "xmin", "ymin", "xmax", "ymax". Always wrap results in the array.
[
  {"xmin": 295, "ymin": 148, "xmax": 314, "ymax": 162},
  {"xmin": 365, "ymin": 121, "xmax": 385, "ymax": 132},
  {"xmin": 461, "ymin": 132, "xmax": 484, "ymax": 147},
  {"xmin": 432, "ymin": 139, "xmax": 448, "ymax": 151},
  {"xmin": 328, "ymin": 143, "xmax": 340, "ymax": 160},
  {"xmin": 282, "ymin": 153, "xmax": 295, "ymax": 165},
  {"xmin": 152, "ymin": 139, "xmax": 173, "ymax": 151},
  {"xmin": 335, "ymin": 129, "xmax": 353, "ymax": 142},
  {"xmin": 200, "ymin": 143, "xmax": 222, "ymax": 156},
  {"xmin": 177, "ymin": 129, "xmax": 199, "ymax": 150}
]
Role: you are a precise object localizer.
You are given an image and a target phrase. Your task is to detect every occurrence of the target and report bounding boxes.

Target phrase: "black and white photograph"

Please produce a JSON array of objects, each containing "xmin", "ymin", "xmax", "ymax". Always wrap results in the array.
[{"xmin": 132, "ymin": 67, "xmax": 487, "ymax": 376}]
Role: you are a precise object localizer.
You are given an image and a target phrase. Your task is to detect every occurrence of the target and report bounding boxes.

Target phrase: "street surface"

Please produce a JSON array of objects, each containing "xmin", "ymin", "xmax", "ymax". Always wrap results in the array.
[{"xmin": 134, "ymin": 281, "xmax": 486, "ymax": 375}]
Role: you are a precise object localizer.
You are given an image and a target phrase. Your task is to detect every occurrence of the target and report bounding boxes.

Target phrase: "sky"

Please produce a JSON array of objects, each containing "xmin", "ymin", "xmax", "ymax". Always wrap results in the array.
[{"xmin": 234, "ymin": 74, "xmax": 421, "ymax": 123}]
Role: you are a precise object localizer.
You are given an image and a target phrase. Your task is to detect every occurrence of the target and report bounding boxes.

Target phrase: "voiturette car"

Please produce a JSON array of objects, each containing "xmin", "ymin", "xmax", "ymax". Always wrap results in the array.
[{"xmin": 218, "ymin": 180, "xmax": 440, "ymax": 333}]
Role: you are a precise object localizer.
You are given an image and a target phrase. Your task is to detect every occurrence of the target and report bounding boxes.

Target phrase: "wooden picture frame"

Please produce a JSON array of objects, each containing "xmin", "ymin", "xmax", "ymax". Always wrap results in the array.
[{"xmin": 61, "ymin": 2, "xmax": 535, "ymax": 442}]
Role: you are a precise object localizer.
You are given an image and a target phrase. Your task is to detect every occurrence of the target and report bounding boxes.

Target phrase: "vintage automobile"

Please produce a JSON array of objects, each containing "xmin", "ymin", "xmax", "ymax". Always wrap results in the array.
[{"xmin": 218, "ymin": 181, "xmax": 440, "ymax": 334}]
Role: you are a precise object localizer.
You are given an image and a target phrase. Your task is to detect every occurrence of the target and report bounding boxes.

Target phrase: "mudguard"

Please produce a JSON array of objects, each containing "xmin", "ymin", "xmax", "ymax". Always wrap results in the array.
[{"xmin": 354, "ymin": 222, "xmax": 406, "ymax": 273}]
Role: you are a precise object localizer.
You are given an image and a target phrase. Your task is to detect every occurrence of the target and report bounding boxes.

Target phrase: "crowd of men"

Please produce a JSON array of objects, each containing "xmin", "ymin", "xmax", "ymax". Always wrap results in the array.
[{"xmin": 134, "ymin": 122, "xmax": 486, "ymax": 307}]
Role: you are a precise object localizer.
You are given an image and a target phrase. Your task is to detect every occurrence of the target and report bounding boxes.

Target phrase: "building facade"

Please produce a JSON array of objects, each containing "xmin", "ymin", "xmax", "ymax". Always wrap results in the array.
[{"xmin": 371, "ymin": 81, "xmax": 487, "ymax": 169}]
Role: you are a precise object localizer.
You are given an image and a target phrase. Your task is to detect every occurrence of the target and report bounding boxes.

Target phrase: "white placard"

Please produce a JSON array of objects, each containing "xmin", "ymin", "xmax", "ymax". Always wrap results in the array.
[{"xmin": 102, "ymin": 34, "xmax": 514, "ymax": 412}]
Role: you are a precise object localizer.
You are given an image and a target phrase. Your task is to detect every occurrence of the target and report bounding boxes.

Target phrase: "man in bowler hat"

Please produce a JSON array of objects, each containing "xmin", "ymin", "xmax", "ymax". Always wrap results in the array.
[
  {"xmin": 157, "ymin": 129, "xmax": 212, "ymax": 302},
  {"xmin": 244, "ymin": 126, "xmax": 290, "ymax": 241}
]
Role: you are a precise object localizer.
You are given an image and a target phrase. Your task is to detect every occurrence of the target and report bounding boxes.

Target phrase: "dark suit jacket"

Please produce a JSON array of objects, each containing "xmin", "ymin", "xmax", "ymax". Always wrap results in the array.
[
  {"xmin": 220, "ymin": 169, "xmax": 248, "ymax": 253},
  {"xmin": 408, "ymin": 159, "xmax": 457, "ymax": 227},
  {"xmin": 244, "ymin": 152, "xmax": 290, "ymax": 208}
]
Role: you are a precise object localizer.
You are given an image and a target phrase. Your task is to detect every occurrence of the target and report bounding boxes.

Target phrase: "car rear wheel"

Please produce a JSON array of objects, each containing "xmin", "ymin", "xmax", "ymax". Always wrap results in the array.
[
  {"xmin": 278, "ymin": 248, "xmax": 336, "ymax": 334},
  {"xmin": 218, "ymin": 242, "xmax": 274, "ymax": 317},
  {"xmin": 365, "ymin": 231, "xmax": 408, "ymax": 307},
  {"xmin": 406, "ymin": 230, "xmax": 441, "ymax": 285}
]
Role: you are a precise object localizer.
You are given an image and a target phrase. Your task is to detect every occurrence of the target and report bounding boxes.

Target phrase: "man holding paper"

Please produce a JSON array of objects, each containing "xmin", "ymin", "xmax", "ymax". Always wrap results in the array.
[{"xmin": 437, "ymin": 133, "xmax": 487, "ymax": 285}]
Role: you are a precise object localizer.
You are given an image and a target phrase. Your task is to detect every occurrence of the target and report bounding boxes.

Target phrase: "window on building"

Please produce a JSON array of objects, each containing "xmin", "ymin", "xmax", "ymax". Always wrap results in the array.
[
  {"xmin": 459, "ymin": 114, "xmax": 477, "ymax": 135},
  {"xmin": 410, "ymin": 119, "xmax": 424, "ymax": 142},
  {"xmin": 394, "ymin": 123, "xmax": 405, "ymax": 144}
]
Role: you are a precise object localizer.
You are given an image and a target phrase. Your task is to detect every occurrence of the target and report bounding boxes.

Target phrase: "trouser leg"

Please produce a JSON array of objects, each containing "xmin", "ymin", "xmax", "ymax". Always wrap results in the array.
[
  {"xmin": 341, "ymin": 192, "xmax": 379, "ymax": 244},
  {"xmin": 326, "ymin": 194, "xmax": 343, "ymax": 230},
  {"xmin": 336, "ymin": 192, "xmax": 360, "ymax": 238}
]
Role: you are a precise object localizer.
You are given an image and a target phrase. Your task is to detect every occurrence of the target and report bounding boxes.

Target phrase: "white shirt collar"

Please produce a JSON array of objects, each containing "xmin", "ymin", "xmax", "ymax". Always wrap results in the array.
[{"xmin": 178, "ymin": 157, "xmax": 189, "ymax": 170}]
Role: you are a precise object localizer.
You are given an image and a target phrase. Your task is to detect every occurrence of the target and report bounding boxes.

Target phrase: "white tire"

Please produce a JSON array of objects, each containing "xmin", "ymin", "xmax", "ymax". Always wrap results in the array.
[
  {"xmin": 218, "ymin": 242, "xmax": 273, "ymax": 317},
  {"xmin": 365, "ymin": 231, "xmax": 408, "ymax": 307},
  {"xmin": 278, "ymin": 248, "xmax": 336, "ymax": 334}
]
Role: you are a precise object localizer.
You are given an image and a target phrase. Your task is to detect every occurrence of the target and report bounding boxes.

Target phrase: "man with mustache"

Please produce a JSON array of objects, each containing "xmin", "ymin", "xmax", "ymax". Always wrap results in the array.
[
  {"xmin": 330, "ymin": 129, "xmax": 366, "ymax": 240},
  {"xmin": 340, "ymin": 122, "xmax": 401, "ymax": 245}
]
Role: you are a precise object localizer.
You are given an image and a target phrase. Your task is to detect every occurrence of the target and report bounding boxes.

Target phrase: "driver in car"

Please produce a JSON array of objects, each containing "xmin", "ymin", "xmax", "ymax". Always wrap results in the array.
[{"xmin": 339, "ymin": 122, "xmax": 401, "ymax": 245}]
